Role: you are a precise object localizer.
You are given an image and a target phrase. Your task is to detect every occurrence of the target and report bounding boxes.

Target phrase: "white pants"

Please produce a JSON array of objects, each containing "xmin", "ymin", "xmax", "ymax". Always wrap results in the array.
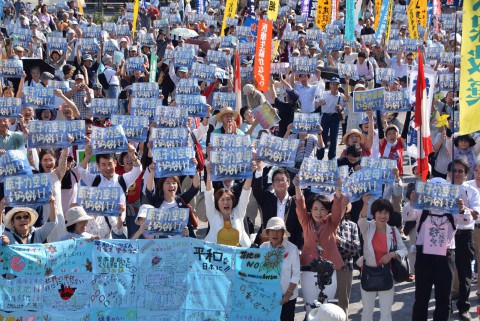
[
  {"xmin": 301, "ymin": 270, "xmax": 337, "ymax": 315},
  {"xmin": 360, "ymin": 286, "xmax": 394, "ymax": 321}
]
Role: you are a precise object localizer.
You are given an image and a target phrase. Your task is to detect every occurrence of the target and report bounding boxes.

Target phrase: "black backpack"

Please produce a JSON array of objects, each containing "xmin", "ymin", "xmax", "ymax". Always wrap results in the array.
[{"xmin": 98, "ymin": 73, "xmax": 110, "ymax": 90}]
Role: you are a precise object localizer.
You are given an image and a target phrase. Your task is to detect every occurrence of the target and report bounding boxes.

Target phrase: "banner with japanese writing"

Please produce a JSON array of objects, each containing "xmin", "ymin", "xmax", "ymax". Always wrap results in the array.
[
  {"xmin": 353, "ymin": 87, "xmax": 385, "ymax": 112},
  {"xmin": 0, "ymin": 150, "xmax": 31, "ymax": 181},
  {"xmin": 47, "ymin": 36, "xmax": 67, "ymax": 51},
  {"xmin": 176, "ymin": 94, "xmax": 208, "ymax": 117},
  {"xmin": 91, "ymin": 124, "xmax": 129, "ymax": 154},
  {"xmin": 407, "ymin": 0, "xmax": 419, "ymax": 40},
  {"xmin": 173, "ymin": 50, "xmax": 195, "ymax": 69},
  {"xmin": 145, "ymin": 207, "xmax": 189, "ymax": 237},
  {"xmin": 125, "ymin": 57, "xmax": 145, "ymax": 73},
  {"xmin": 221, "ymin": 0, "xmax": 238, "ymax": 36},
  {"xmin": 267, "ymin": 0, "xmax": 279, "ymax": 20},
  {"xmin": 292, "ymin": 112, "xmax": 320, "ymax": 134},
  {"xmin": 459, "ymin": 0, "xmax": 480, "ymax": 134},
  {"xmin": 210, "ymin": 133, "xmax": 252, "ymax": 150},
  {"xmin": 376, "ymin": 67, "xmax": 396, "ymax": 83},
  {"xmin": 206, "ymin": 50, "xmax": 231, "ymax": 69},
  {"xmin": 0, "ymin": 239, "xmax": 282, "ymax": 320},
  {"xmin": 77, "ymin": 186, "xmax": 122, "ymax": 216},
  {"xmin": 24, "ymin": 87, "xmax": 55, "ymax": 109},
  {"xmin": 28, "ymin": 121, "xmax": 69, "ymax": 149},
  {"xmin": 79, "ymin": 37, "xmax": 99, "ymax": 53},
  {"xmin": 190, "ymin": 63, "xmax": 216, "ymax": 83},
  {"xmin": 210, "ymin": 148, "xmax": 253, "ymax": 181},
  {"xmin": 0, "ymin": 59, "xmax": 23, "ymax": 78},
  {"xmin": 342, "ymin": 168, "xmax": 383, "ymax": 202},
  {"xmin": 384, "ymin": 90, "xmax": 410, "ymax": 112},
  {"xmin": 90, "ymin": 98, "xmax": 118, "ymax": 118},
  {"xmin": 152, "ymin": 147, "xmax": 196, "ymax": 178},
  {"xmin": 0, "ymin": 97, "xmax": 22, "ymax": 118},
  {"xmin": 345, "ymin": 0, "xmax": 355, "ymax": 41},
  {"xmin": 212, "ymin": 92, "xmax": 237, "ymax": 111},
  {"xmin": 176, "ymin": 78, "xmax": 200, "ymax": 95},
  {"xmin": 299, "ymin": 158, "xmax": 337, "ymax": 186},
  {"xmin": 413, "ymin": 181, "xmax": 463, "ymax": 214},
  {"xmin": 150, "ymin": 127, "xmax": 188, "ymax": 148},
  {"xmin": 131, "ymin": 98, "xmax": 159, "ymax": 121},
  {"xmin": 360, "ymin": 157, "xmax": 397, "ymax": 184},
  {"xmin": 252, "ymin": 102, "xmax": 281, "ymax": 129},
  {"xmin": 4, "ymin": 173, "xmax": 51, "ymax": 206},
  {"xmin": 155, "ymin": 106, "xmax": 188, "ymax": 128},
  {"xmin": 256, "ymin": 133, "xmax": 300, "ymax": 167},
  {"xmin": 253, "ymin": 19, "xmax": 273, "ymax": 92},
  {"xmin": 110, "ymin": 115, "xmax": 149, "ymax": 142},
  {"xmin": 132, "ymin": 82, "xmax": 160, "ymax": 98},
  {"xmin": 315, "ymin": 0, "xmax": 331, "ymax": 30}
]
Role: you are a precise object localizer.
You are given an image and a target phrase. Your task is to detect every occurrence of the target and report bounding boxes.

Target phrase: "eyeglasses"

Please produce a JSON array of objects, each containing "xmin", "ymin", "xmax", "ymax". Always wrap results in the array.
[
  {"xmin": 273, "ymin": 178, "xmax": 288, "ymax": 183},
  {"xmin": 14, "ymin": 215, "xmax": 30, "ymax": 220},
  {"xmin": 453, "ymin": 169, "xmax": 465, "ymax": 174}
]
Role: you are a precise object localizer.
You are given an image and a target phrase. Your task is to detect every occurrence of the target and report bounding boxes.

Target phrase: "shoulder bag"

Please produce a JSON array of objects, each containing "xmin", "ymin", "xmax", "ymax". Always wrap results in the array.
[{"xmin": 390, "ymin": 227, "xmax": 410, "ymax": 283}]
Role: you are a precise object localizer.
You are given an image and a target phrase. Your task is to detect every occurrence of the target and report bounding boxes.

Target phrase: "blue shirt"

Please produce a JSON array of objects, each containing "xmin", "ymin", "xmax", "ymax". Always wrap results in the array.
[
  {"xmin": 294, "ymin": 83, "xmax": 317, "ymax": 113},
  {"xmin": 0, "ymin": 130, "xmax": 25, "ymax": 150}
]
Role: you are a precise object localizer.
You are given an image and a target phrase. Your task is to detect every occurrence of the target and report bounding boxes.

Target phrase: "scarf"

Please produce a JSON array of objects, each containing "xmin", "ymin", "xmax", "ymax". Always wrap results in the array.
[
  {"xmin": 454, "ymin": 147, "xmax": 476, "ymax": 180},
  {"xmin": 382, "ymin": 140, "xmax": 398, "ymax": 159}
]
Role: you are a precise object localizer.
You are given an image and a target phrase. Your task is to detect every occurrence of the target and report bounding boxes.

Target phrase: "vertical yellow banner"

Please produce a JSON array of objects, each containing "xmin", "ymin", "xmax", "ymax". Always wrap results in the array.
[
  {"xmin": 221, "ymin": 0, "xmax": 238, "ymax": 36},
  {"xmin": 384, "ymin": 0, "xmax": 393, "ymax": 41},
  {"xmin": 272, "ymin": 40, "xmax": 280, "ymax": 59},
  {"xmin": 407, "ymin": 0, "xmax": 418, "ymax": 39},
  {"xmin": 267, "ymin": 0, "xmax": 279, "ymax": 20},
  {"xmin": 374, "ymin": 0, "xmax": 382, "ymax": 30},
  {"xmin": 459, "ymin": 0, "xmax": 480, "ymax": 134},
  {"xmin": 315, "ymin": 0, "xmax": 332, "ymax": 30},
  {"xmin": 77, "ymin": 0, "xmax": 84, "ymax": 15},
  {"xmin": 417, "ymin": 0, "xmax": 427, "ymax": 27},
  {"xmin": 132, "ymin": 0, "xmax": 139, "ymax": 38}
]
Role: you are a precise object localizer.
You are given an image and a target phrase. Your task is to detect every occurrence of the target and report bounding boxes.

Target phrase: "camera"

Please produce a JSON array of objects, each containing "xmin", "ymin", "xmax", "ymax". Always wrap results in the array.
[{"xmin": 310, "ymin": 246, "xmax": 335, "ymax": 305}]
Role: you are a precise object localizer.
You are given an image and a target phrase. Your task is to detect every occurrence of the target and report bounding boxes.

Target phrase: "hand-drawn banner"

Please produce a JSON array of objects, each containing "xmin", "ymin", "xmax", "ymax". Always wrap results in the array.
[
  {"xmin": 77, "ymin": 186, "xmax": 122, "ymax": 216},
  {"xmin": 252, "ymin": 102, "xmax": 281, "ymax": 129},
  {"xmin": 24, "ymin": 87, "xmax": 55, "ymax": 109},
  {"xmin": 360, "ymin": 157, "xmax": 397, "ymax": 184},
  {"xmin": 4, "ymin": 173, "xmax": 51, "ymax": 206}
]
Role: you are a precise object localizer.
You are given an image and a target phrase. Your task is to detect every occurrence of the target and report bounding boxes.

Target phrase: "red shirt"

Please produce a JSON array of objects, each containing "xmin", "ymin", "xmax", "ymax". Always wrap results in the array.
[
  {"xmin": 372, "ymin": 230, "xmax": 388, "ymax": 266},
  {"xmin": 379, "ymin": 138, "xmax": 404, "ymax": 175},
  {"xmin": 115, "ymin": 165, "xmax": 144, "ymax": 205}
]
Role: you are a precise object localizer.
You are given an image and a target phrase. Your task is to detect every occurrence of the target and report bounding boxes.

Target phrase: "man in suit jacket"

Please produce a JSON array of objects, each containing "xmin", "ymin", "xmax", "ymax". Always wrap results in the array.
[{"xmin": 252, "ymin": 165, "xmax": 303, "ymax": 249}]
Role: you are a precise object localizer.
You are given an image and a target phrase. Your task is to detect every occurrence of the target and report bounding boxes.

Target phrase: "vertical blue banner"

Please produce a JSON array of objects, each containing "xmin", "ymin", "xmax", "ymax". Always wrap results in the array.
[{"xmin": 345, "ymin": 0, "xmax": 355, "ymax": 42}]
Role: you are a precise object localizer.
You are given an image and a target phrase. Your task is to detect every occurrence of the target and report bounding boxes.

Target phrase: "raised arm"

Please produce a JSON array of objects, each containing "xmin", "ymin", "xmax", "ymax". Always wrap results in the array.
[
  {"xmin": 55, "ymin": 148, "xmax": 69, "ymax": 180},
  {"xmin": 364, "ymin": 109, "xmax": 374, "ymax": 151}
]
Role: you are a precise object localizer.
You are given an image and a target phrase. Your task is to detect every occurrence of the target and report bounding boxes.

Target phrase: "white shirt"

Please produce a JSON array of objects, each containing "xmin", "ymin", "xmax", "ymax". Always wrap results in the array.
[
  {"xmin": 274, "ymin": 191, "xmax": 289, "ymax": 219},
  {"xmin": 103, "ymin": 65, "xmax": 120, "ymax": 86},
  {"xmin": 321, "ymin": 91, "xmax": 346, "ymax": 114},
  {"xmin": 259, "ymin": 238, "xmax": 300, "ymax": 298},
  {"xmin": 464, "ymin": 180, "xmax": 480, "ymax": 225},
  {"xmin": 294, "ymin": 83, "xmax": 317, "ymax": 113}
]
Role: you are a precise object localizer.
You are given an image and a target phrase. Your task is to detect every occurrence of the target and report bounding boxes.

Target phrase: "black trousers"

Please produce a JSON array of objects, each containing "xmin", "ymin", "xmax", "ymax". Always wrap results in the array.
[
  {"xmin": 412, "ymin": 248, "xmax": 455, "ymax": 321},
  {"xmin": 455, "ymin": 230, "xmax": 474, "ymax": 312},
  {"xmin": 281, "ymin": 297, "xmax": 297, "ymax": 321}
]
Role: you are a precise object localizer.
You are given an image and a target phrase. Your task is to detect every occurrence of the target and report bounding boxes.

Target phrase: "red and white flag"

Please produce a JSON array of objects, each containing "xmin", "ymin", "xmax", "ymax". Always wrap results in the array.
[
  {"xmin": 414, "ymin": 49, "xmax": 433, "ymax": 181},
  {"xmin": 234, "ymin": 51, "xmax": 242, "ymax": 126}
]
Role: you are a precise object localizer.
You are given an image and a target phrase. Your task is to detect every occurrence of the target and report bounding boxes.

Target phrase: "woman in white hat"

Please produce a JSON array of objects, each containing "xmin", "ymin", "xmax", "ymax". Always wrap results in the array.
[
  {"xmin": 260, "ymin": 217, "xmax": 300, "ymax": 321},
  {"xmin": 1, "ymin": 197, "xmax": 58, "ymax": 245},
  {"xmin": 60, "ymin": 206, "xmax": 100, "ymax": 240}
]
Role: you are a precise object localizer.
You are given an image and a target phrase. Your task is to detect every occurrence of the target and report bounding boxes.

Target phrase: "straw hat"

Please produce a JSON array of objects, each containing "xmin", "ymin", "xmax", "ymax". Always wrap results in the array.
[
  {"xmin": 342, "ymin": 129, "xmax": 366, "ymax": 145},
  {"xmin": 215, "ymin": 107, "xmax": 238, "ymax": 122},
  {"xmin": 4, "ymin": 207, "xmax": 39, "ymax": 231}
]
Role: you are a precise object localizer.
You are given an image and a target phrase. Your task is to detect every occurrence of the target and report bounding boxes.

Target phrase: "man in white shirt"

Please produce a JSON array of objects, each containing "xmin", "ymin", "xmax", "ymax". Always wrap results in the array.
[
  {"xmin": 354, "ymin": 51, "xmax": 375, "ymax": 88},
  {"xmin": 355, "ymin": 18, "xmax": 363, "ymax": 37},
  {"xmin": 465, "ymin": 162, "xmax": 480, "ymax": 297},
  {"xmin": 102, "ymin": 55, "xmax": 121, "ymax": 100}
]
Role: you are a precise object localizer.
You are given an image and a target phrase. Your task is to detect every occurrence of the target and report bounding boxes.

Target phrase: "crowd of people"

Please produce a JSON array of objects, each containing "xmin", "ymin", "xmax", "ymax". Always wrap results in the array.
[{"xmin": 0, "ymin": 0, "xmax": 475, "ymax": 320}]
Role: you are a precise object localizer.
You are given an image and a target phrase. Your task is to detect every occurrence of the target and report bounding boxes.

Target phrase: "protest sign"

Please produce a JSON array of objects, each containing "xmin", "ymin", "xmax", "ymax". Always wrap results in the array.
[
  {"xmin": 237, "ymin": 42, "xmax": 256, "ymax": 56},
  {"xmin": 253, "ymin": 19, "xmax": 273, "ymax": 91},
  {"xmin": 386, "ymin": 39, "xmax": 404, "ymax": 53},
  {"xmin": 210, "ymin": 133, "xmax": 252, "ymax": 150},
  {"xmin": 324, "ymin": 35, "xmax": 344, "ymax": 51},
  {"xmin": 79, "ymin": 37, "xmax": 98, "ymax": 53},
  {"xmin": 131, "ymin": 98, "xmax": 159, "ymax": 121},
  {"xmin": 110, "ymin": 115, "xmax": 149, "ymax": 142},
  {"xmin": 139, "ymin": 33, "xmax": 155, "ymax": 48},
  {"xmin": 0, "ymin": 59, "xmax": 23, "ymax": 78},
  {"xmin": 91, "ymin": 124, "xmax": 129, "ymax": 154},
  {"xmin": 173, "ymin": 50, "xmax": 195, "ymax": 69},
  {"xmin": 132, "ymin": 82, "xmax": 160, "ymax": 98},
  {"xmin": 117, "ymin": 25, "xmax": 131, "ymax": 38},
  {"xmin": 176, "ymin": 78, "xmax": 200, "ymax": 95},
  {"xmin": 103, "ymin": 39, "xmax": 120, "ymax": 55},
  {"xmin": 325, "ymin": 24, "xmax": 341, "ymax": 36},
  {"xmin": 226, "ymin": 17, "xmax": 238, "ymax": 27},
  {"xmin": 47, "ymin": 36, "xmax": 67, "ymax": 51},
  {"xmin": 0, "ymin": 238, "xmax": 282, "ymax": 319},
  {"xmin": 150, "ymin": 51, "xmax": 157, "ymax": 83},
  {"xmin": 10, "ymin": 26, "xmax": 32, "ymax": 41},
  {"xmin": 103, "ymin": 22, "xmax": 117, "ymax": 34},
  {"xmin": 169, "ymin": 13, "xmax": 182, "ymax": 24},
  {"xmin": 291, "ymin": 56, "xmax": 317, "ymax": 75},
  {"xmin": 212, "ymin": 92, "xmax": 237, "ymax": 111},
  {"xmin": 384, "ymin": 90, "xmax": 411, "ymax": 112},
  {"xmin": 338, "ymin": 63, "xmax": 358, "ymax": 79},
  {"xmin": 283, "ymin": 31, "xmax": 299, "ymax": 42},
  {"xmin": 291, "ymin": 112, "xmax": 320, "ymax": 134},
  {"xmin": 299, "ymin": 159, "xmax": 337, "ymax": 186},
  {"xmin": 342, "ymin": 168, "xmax": 383, "ymax": 202},
  {"xmin": 90, "ymin": 98, "xmax": 118, "ymax": 117},
  {"xmin": 219, "ymin": 35, "xmax": 238, "ymax": 49},
  {"xmin": 206, "ymin": 50, "xmax": 230, "ymax": 69},
  {"xmin": 440, "ymin": 52, "xmax": 460, "ymax": 66},
  {"xmin": 28, "ymin": 121, "xmax": 69, "ymax": 149},
  {"xmin": 125, "ymin": 56, "xmax": 145, "ymax": 73},
  {"xmin": 23, "ymin": 87, "xmax": 55, "ymax": 109},
  {"xmin": 413, "ymin": 181, "xmax": 463, "ymax": 214},
  {"xmin": 267, "ymin": 0, "xmax": 279, "ymax": 20},
  {"xmin": 270, "ymin": 62, "xmax": 288, "ymax": 76},
  {"xmin": 144, "ymin": 207, "xmax": 189, "ymax": 237},
  {"xmin": 190, "ymin": 62, "xmax": 216, "ymax": 82},
  {"xmin": 0, "ymin": 97, "xmax": 22, "ymax": 118},
  {"xmin": 252, "ymin": 102, "xmax": 281, "ymax": 129},
  {"xmin": 361, "ymin": 34, "xmax": 376, "ymax": 46},
  {"xmin": 77, "ymin": 186, "xmax": 122, "ymax": 216},
  {"xmin": 210, "ymin": 149, "xmax": 253, "ymax": 181},
  {"xmin": 82, "ymin": 25, "xmax": 102, "ymax": 39},
  {"xmin": 48, "ymin": 80, "xmax": 70, "ymax": 94},
  {"xmin": 310, "ymin": 184, "xmax": 339, "ymax": 195},
  {"xmin": 236, "ymin": 26, "xmax": 253, "ymax": 37},
  {"xmin": 375, "ymin": 67, "xmax": 396, "ymax": 84},
  {"xmin": 153, "ymin": 18, "xmax": 169, "ymax": 30},
  {"xmin": 439, "ymin": 73, "xmax": 460, "ymax": 92},
  {"xmin": 240, "ymin": 66, "xmax": 254, "ymax": 81},
  {"xmin": 360, "ymin": 157, "xmax": 397, "ymax": 184},
  {"xmin": 152, "ymin": 147, "xmax": 196, "ymax": 178},
  {"xmin": 150, "ymin": 127, "xmax": 188, "ymax": 148},
  {"xmin": 176, "ymin": 94, "xmax": 207, "ymax": 117},
  {"xmin": 155, "ymin": 106, "xmax": 188, "ymax": 128},
  {"xmin": 0, "ymin": 150, "xmax": 32, "ymax": 181},
  {"xmin": 404, "ymin": 38, "xmax": 423, "ymax": 52},
  {"xmin": 4, "ymin": 173, "xmax": 51, "ymax": 206},
  {"xmin": 256, "ymin": 133, "xmax": 299, "ymax": 167},
  {"xmin": 353, "ymin": 87, "xmax": 385, "ymax": 112},
  {"xmin": 345, "ymin": 0, "xmax": 355, "ymax": 41},
  {"xmin": 67, "ymin": 120, "xmax": 86, "ymax": 147},
  {"xmin": 315, "ymin": 0, "xmax": 331, "ymax": 30},
  {"xmin": 306, "ymin": 29, "xmax": 323, "ymax": 42}
]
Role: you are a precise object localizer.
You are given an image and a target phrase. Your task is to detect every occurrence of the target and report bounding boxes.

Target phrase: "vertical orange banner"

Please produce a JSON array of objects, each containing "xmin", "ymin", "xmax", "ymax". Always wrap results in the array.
[{"xmin": 253, "ymin": 20, "xmax": 273, "ymax": 92}]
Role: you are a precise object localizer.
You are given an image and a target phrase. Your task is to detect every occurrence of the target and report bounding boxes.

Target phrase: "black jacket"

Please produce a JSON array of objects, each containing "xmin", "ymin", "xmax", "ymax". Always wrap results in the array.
[{"xmin": 252, "ymin": 173, "xmax": 303, "ymax": 249}]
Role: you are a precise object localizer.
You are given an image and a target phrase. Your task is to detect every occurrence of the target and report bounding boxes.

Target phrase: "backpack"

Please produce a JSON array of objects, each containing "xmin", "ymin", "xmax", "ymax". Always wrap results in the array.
[
  {"xmin": 353, "ymin": 58, "xmax": 371, "ymax": 70},
  {"xmin": 98, "ymin": 73, "xmax": 110, "ymax": 90},
  {"xmin": 92, "ymin": 174, "xmax": 128, "ymax": 229},
  {"xmin": 190, "ymin": 132, "xmax": 205, "ymax": 172}
]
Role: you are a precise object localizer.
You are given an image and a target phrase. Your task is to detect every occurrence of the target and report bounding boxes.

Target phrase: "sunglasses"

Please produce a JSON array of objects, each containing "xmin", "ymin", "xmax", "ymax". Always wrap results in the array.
[{"xmin": 14, "ymin": 215, "xmax": 30, "ymax": 220}]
